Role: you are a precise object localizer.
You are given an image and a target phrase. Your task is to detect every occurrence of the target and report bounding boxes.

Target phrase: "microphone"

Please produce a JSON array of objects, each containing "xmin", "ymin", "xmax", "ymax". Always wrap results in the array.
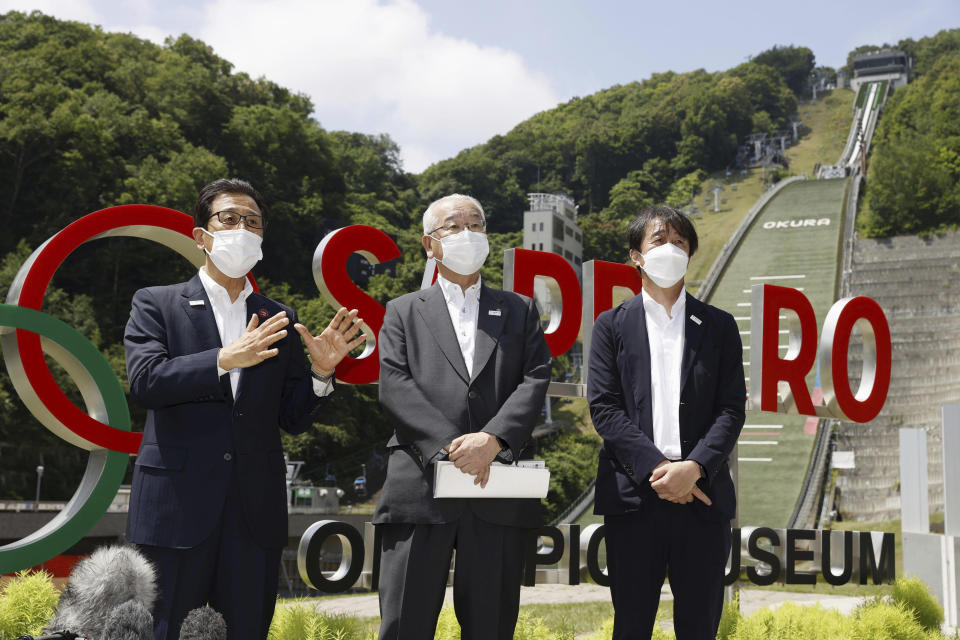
[
  {"xmin": 44, "ymin": 545, "xmax": 157, "ymax": 640},
  {"xmin": 100, "ymin": 600, "xmax": 153, "ymax": 640},
  {"xmin": 179, "ymin": 606, "xmax": 226, "ymax": 640}
]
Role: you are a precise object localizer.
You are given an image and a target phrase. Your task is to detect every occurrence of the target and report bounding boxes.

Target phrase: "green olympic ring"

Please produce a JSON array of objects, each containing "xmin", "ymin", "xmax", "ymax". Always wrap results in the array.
[{"xmin": 0, "ymin": 304, "xmax": 130, "ymax": 574}]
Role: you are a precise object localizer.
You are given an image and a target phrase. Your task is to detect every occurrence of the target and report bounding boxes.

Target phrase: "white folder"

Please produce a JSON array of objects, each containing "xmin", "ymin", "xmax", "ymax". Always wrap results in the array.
[{"xmin": 433, "ymin": 460, "xmax": 550, "ymax": 498}]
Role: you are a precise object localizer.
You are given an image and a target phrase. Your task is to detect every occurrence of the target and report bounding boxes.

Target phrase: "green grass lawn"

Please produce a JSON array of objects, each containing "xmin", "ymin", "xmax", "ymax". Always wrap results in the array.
[
  {"xmin": 787, "ymin": 89, "xmax": 856, "ymax": 176},
  {"xmin": 284, "ymin": 597, "xmax": 674, "ymax": 638},
  {"xmin": 686, "ymin": 170, "xmax": 767, "ymax": 286}
]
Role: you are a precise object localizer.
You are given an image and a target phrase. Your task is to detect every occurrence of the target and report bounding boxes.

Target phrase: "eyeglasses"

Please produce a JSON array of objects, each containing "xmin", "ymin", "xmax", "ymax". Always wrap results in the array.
[
  {"xmin": 428, "ymin": 220, "xmax": 486, "ymax": 236},
  {"xmin": 208, "ymin": 210, "xmax": 266, "ymax": 230}
]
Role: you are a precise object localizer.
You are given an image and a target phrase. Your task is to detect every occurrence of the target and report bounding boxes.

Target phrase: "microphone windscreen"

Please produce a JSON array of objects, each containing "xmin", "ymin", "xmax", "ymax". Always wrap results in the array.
[
  {"xmin": 179, "ymin": 606, "xmax": 226, "ymax": 640},
  {"xmin": 101, "ymin": 600, "xmax": 153, "ymax": 640},
  {"xmin": 45, "ymin": 545, "xmax": 157, "ymax": 639}
]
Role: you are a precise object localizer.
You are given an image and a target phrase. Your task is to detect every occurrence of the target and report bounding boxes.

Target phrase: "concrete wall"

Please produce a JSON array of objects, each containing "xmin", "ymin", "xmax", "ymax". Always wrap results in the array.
[{"xmin": 835, "ymin": 232, "xmax": 960, "ymax": 521}]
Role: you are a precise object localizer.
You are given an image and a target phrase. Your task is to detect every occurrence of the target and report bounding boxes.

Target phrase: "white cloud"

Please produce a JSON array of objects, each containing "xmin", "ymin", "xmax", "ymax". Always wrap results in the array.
[
  {"xmin": 0, "ymin": 0, "xmax": 100, "ymax": 24},
  {"xmin": 197, "ymin": 0, "xmax": 559, "ymax": 172},
  {"xmin": 1, "ymin": 0, "xmax": 557, "ymax": 171}
]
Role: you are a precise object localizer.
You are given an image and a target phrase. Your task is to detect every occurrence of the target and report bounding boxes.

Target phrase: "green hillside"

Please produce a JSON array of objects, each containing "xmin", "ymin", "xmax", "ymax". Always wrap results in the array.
[{"xmin": 852, "ymin": 28, "xmax": 960, "ymax": 237}]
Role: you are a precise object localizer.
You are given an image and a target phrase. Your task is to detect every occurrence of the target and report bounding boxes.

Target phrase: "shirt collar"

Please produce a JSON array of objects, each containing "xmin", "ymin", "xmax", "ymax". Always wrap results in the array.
[
  {"xmin": 641, "ymin": 288, "xmax": 686, "ymax": 322},
  {"xmin": 198, "ymin": 267, "xmax": 253, "ymax": 306},
  {"xmin": 437, "ymin": 274, "xmax": 482, "ymax": 306}
]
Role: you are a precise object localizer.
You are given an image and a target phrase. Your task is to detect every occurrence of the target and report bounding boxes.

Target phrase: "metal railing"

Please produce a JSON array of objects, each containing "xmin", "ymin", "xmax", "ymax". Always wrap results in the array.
[
  {"xmin": 788, "ymin": 419, "xmax": 837, "ymax": 529},
  {"xmin": 551, "ymin": 477, "xmax": 596, "ymax": 525}
]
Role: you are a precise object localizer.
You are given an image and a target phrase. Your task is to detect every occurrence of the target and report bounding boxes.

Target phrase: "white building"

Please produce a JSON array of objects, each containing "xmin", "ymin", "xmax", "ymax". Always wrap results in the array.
[
  {"xmin": 850, "ymin": 49, "xmax": 912, "ymax": 92},
  {"xmin": 521, "ymin": 193, "xmax": 585, "ymax": 378},
  {"xmin": 522, "ymin": 193, "xmax": 583, "ymax": 276}
]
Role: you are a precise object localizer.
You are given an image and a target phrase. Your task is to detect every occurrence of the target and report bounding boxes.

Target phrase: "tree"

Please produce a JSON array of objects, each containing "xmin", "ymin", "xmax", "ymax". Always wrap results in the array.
[
  {"xmin": 752, "ymin": 45, "xmax": 816, "ymax": 96},
  {"xmin": 666, "ymin": 170, "xmax": 707, "ymax": 208},
  {"xmin": 862, "ymin": 54, "xmax": 960, "ymax": 237}
]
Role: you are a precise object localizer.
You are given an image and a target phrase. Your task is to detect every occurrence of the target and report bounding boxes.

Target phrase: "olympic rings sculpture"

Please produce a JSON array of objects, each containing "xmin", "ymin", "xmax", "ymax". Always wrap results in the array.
[{"xmin": 0, "ymin": 205, "xmax": 256, "ymax": 574}]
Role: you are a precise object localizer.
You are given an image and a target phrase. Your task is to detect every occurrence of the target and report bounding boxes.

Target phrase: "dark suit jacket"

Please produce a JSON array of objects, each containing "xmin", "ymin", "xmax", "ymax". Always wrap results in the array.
[
  {"xmin": 123, "ymin": 274, "xmax": 324, "ymax": 549},
  {"xmin": 372, "ymin": 282, "xmax": 551, "ymax": 528},
  {"xmin": 587, "ymin": 291, "xmax": 745, "ymax": 522}
]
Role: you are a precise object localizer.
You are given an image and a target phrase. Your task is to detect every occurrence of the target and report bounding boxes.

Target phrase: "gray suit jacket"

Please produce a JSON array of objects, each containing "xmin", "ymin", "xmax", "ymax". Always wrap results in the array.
[{"xmin": 372, "ymin": 282, "xmax": 552, "ymax": 528}]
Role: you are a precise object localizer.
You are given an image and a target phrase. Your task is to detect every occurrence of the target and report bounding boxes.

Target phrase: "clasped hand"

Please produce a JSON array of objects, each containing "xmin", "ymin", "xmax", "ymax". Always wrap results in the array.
[
  {"xmin": 650, "ymin": 460, "xmax": 712, "ymax": 506},
  {"xmin": 446, "ymin": 433, "xmax": 501, "ymax": 488},
  {"xmin": 218, "ymin": 306, "xmax": 366, "ymax": 375}
]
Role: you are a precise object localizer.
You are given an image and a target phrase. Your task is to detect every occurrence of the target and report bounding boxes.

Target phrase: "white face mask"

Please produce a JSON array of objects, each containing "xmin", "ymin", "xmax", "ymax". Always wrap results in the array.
[
  {"xmin": 201, "ymin": 228, "xmax": 263, "ymax": 278},
  {"xmin": 432, "ymin": 229, "xmax": 489, "ymax": 276},
  {"xmin": 640, "ymin": 242, "xmax": 689, "ymax": 288}
]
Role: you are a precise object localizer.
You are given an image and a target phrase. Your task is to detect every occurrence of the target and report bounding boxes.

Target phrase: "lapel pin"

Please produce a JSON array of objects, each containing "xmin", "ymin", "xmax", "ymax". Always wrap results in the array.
[
  {"xmin": 189, "ymin": 300, "xmax": 205, "ymax": 307},
  {"xmin": 489, "ymin": 309, "xmax": 502, "ymax": 317},
  {"xmin": 690, "ymin": 315, "xmax": 702, "ymax": 325},
  {"xmin": 258, "ymin": 308, "xmax": 269, "ymax": 319}
]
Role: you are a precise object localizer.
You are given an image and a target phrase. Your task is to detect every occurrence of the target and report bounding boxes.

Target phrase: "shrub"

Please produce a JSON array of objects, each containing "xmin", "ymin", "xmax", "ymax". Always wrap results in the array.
[
  {"xmin": 433, "ymin": 606, "xmax": 560, "ymax": 640},
  {"xmin": 730, "ymin": 603, "xmax": 850, "ymax": 640},
  {"xmin": 584, "ymin": 616, "xmax": 613, "ymax": 640},
  {"xmin": 267, "ymin": 602, "xmax": 365, "ymax": 640},
  {"xmin": 890, "ymin": 577, "xmax": 944, "ymax": 632},
  {"xmin": 651, "ymin": 626, "xmax": 675, "ymax": 640},
  {"xmin": 0, "ymin": 571, "xmax": 60, "ymax": 640},
  {"xmin": 717, "ymin": 592, "xmax": 741, "ymax": 640},
  {"xmin": 584, "ymin": 617, "xmax": 675, "ymax": 640},
  {"xmin": 851, "ymin": 601, "xmax": 930, "ymax": 640},
  {"xmin": 432, "ymin": 606, "xmax": 460, "ymax": 639}
]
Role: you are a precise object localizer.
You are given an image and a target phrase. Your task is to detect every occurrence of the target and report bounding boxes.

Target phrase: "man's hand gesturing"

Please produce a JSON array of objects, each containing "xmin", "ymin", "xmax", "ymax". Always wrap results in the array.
[
  {"xmin": 294, "ymin": 307, "xmax": 367, "ymax": 376},
  {"xmin": 219, "ymin": 311, "xmax": 291, "ymax": 370}
]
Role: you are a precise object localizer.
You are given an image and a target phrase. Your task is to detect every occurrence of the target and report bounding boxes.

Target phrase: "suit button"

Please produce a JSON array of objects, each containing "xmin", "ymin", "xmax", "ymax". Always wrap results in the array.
[
  {"xmin": 468, "ymin": 390, "xmax": 478, "ymax": 399},
  {"xmin": 223, "ymin": 453, "xmax": 233, "ymax": 461}
]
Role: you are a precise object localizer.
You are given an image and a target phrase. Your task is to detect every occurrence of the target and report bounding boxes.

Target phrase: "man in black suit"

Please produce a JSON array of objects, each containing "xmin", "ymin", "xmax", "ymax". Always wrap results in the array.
[
  {"xmin": 373, "ymin": 194, "xmax": 551, "ymax": 640},
  {"xmin": 587, "ymin": 205, "xmax": 745, "ymax": 639},
  {"xmin": 124, "ymin": 178, "xmax": 365, "ymax": 639}
]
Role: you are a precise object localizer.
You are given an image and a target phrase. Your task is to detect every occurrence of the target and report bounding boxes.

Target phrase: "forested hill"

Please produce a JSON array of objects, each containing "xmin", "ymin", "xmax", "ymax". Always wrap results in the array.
[
  {"xmin": 0, "ymin": 10, "xmax": 817, "ymax": 502},
  {"xmin": 0, "ymin": 10, "xmax": 422, "ymax": 501},
  {"xmin": 855, "ymin": 28, "xmax": 960, "ymax": 237},
  {"xmin": 0, "ymin": 11, "xmax": 419, "ymax": 299},
  {"xmin": 420, "ymin": 49, "xmax": 806, "ymax": 237},
  {"xmin": 0, "ymin": 10, "xmax": 817, "ymax": 501}
]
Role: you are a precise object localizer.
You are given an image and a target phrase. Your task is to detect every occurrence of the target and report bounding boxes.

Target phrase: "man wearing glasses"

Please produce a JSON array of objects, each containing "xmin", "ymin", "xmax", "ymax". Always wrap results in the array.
[
  {"xmin": 124, "ymin": 178, "xmax": 366, "ymax": 639},
  {"xmin": 373, "ymin": 194, "xmax": 551, "ymax": 639}
]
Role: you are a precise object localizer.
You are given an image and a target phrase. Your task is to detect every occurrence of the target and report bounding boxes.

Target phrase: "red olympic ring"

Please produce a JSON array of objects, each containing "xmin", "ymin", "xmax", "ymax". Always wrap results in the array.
[{"xmin": 14, "ymin": 205, "xmax": 257, "ymax": 454}]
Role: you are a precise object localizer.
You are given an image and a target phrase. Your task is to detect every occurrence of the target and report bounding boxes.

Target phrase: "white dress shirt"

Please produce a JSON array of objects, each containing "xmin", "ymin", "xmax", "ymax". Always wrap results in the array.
[
  {"xmin": 642, "ymin": 288, "xmax": 686, "ymax": 459},
  {"xmin": 437, "ymin": 274, "xmax": 482, "ymax": 378},
  {"xmin": 198, "ymin": 267, "xmax": 332, "ymax": 398}
]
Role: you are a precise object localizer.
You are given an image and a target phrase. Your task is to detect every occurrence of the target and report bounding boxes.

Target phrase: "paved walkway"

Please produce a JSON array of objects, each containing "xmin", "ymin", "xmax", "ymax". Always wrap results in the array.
[{"xmin": 297, "ymin": 584, "xmax": 866, "ymax": 621}]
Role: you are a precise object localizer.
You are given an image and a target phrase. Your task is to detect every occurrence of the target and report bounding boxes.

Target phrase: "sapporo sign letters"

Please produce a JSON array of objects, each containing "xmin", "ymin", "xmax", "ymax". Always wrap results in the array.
[{"xmin": 0, "ymin": 206, "xmax": 894, "ymax": 587}]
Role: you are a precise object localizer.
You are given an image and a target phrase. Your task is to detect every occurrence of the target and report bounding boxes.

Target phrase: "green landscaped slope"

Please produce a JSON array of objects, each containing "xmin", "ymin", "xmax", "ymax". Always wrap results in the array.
[{"xmin": 706, "ymin": 177, "xmax": 848, "ymax": 527}]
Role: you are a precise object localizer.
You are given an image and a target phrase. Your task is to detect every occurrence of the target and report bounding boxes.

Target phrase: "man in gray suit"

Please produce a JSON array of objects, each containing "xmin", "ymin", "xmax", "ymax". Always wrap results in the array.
[{"xmin": 373, "ymin": 194, "xmax": 552, "ymax": 640}]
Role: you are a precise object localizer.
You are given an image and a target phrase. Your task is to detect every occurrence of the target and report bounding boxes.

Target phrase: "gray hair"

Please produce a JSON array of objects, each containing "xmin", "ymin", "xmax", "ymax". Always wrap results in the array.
[{"xmin": 422, "ymin": 194, "xmax": 485, "ymax": 236}]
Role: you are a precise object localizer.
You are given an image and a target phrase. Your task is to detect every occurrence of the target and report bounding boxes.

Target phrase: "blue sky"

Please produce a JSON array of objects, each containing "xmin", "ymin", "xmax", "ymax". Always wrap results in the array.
[{"xmin": 1, "ymin": 0, "xmax": 956, "ymax": 172}]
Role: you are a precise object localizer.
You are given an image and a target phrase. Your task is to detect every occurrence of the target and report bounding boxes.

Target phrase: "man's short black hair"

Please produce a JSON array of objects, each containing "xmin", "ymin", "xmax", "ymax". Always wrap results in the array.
[
  {"xmin": 626, "ymin": 205, "xmax": 698, "ymax": 257},
  {"xmin": 194, "ymin": 178, "xmax": 268, "ymax": 229}
]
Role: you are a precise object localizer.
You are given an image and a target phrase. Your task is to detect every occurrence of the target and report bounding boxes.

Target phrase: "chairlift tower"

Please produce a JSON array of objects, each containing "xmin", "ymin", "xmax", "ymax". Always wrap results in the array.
[{"xmin": 710, "ymin": 184, "xmax": 725, "ymax": 212}]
